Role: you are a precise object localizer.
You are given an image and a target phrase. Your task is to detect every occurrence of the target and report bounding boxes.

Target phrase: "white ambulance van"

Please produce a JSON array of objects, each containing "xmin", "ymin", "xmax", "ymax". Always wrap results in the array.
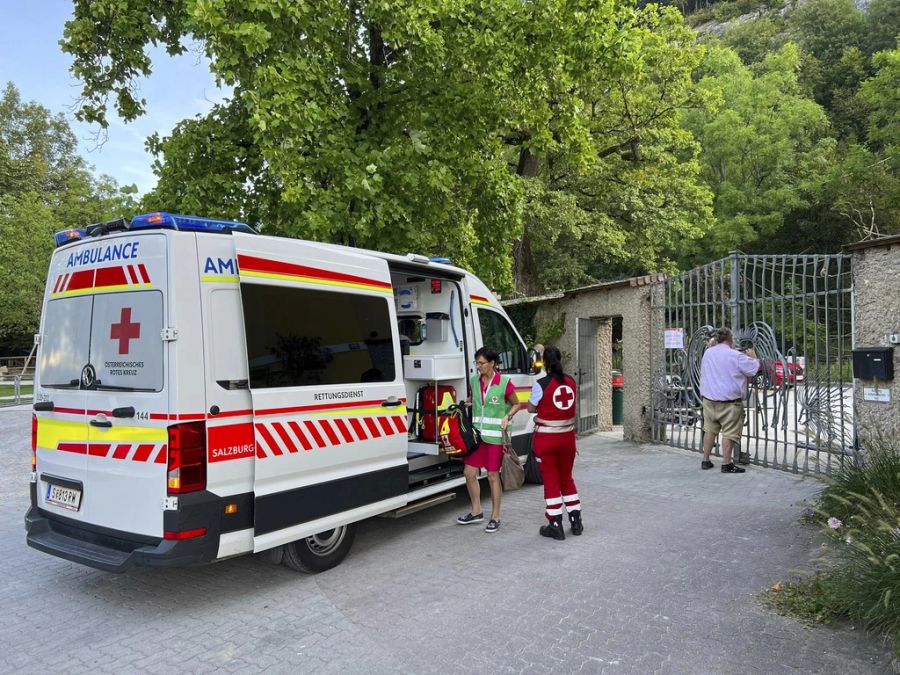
[{"xmin": 26, "ymin": 212, "xmax": 541, "ymax": 573}]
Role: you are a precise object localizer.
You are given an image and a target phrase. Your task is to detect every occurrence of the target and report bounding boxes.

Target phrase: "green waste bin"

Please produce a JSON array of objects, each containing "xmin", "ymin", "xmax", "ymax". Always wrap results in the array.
[{"xmin": 611, "ymin": 370, "xmax": 624, "ymax": 425}]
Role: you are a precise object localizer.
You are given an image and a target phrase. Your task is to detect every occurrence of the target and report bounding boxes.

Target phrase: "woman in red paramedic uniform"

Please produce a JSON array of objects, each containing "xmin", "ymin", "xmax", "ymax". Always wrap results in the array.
[{"xmin": 525, "ymin": 347, "xmax": 583, "ymax": 540}]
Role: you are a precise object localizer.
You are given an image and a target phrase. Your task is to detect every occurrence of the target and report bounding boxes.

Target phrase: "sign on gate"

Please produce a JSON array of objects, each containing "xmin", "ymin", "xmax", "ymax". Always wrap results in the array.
[{"xmin": 664, "ymin": 328, "xmax": 684, "ymax": 349}]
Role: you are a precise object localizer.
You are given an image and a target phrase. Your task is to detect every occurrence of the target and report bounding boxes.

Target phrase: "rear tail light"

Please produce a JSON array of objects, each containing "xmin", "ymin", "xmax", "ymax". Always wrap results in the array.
[
  {"xmin": 167, "ymin": 421, "xmax": 206, "ymax": 494},
  {"xmin": 164, "ymin": 527, "xmax": 207, "ymax": 540},
  {"xmin": 31, "ymin": 414, "xmax": 37, "ymax": 470}
]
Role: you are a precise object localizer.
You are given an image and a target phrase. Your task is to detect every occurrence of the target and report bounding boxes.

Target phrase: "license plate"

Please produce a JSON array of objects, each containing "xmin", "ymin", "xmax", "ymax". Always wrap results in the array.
[{"xmin": 45, "ymin": 482, "xmax": 82, "ymax": 511}]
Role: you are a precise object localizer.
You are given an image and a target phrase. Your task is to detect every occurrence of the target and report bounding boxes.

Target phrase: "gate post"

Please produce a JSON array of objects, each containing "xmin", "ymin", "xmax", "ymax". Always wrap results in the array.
[{"xmin": 729, "ymin": 250, "xmax": 740, "ymax": 333}]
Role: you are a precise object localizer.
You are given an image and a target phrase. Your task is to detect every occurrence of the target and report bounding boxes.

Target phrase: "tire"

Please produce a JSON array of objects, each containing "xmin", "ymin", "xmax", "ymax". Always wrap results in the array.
[
  {"xmin": 261, "ymin": 545, "xmax": 284, "ymax": 566},
  {"xmin": 523, "ymin": 436, "xmax": 543, "ymax": 485},
  {"xmin": 282, "ymin": 523, "xmax": 357, "ymax": 573}
]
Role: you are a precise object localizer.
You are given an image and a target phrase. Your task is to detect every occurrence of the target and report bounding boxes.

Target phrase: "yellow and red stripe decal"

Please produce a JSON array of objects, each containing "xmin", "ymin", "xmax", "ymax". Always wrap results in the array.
[
  {"xmin": 36, "ymin": 418, "xmax": 168, "ymax": 463},
  {"xmin": 51, "ymin": 264, "xmax": 152, "ymax": 298},
  {"xmin": 252, "ymin": 399, "xmax": 408, "ymax": 459},
  {"xmin": 469, "ymin": 294, "xmax": 492, "ymax": 306},
  {"xmin": 237, "ymin": 254, "xmax": 392, "ymax": 294}
]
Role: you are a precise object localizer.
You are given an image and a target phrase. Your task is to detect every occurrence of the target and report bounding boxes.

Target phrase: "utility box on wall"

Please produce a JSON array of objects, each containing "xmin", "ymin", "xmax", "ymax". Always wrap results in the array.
[{"xmin": 852, "ymin": 347, "xmax": 894, "ymax": 381}]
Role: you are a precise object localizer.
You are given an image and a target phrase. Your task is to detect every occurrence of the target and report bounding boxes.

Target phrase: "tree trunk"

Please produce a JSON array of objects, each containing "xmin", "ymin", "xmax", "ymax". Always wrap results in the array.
[{"xmin": 513, "ymin": 148, "xmax": 542, "ymax": 297}]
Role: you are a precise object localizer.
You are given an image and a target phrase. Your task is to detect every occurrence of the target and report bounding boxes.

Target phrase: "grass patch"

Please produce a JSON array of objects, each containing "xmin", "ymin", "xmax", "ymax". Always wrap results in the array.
[
  {"xmin": 759, "ymin": 574, "xmax": 841, "ymax": 625},
  {"xmin": 0, "ymin": 383, "xmax": 33, "ymax": 399}
]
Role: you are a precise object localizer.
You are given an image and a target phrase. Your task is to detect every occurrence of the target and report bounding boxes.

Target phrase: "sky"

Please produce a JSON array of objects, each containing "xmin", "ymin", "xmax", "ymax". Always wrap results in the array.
[{"xmin": 0, "ymin": 0, "xmax": 226, "ymax": 195}]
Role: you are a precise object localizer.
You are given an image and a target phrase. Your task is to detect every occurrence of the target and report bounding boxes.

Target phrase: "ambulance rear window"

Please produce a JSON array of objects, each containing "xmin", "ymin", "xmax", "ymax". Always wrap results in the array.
[
  {"xmin": 39, "ymin": 291, "xmax": 164, "ymax": 392},
  {"xmin": 39, "ymin": 296, "xmax": 93, "ymax": 388},
  {"xmin": 90, "ymin": 291, "xmax": 164, "ymax": 391},
  {"xmin": 242, "ymin": 285, "xmax": 396, "ymax": 388}
]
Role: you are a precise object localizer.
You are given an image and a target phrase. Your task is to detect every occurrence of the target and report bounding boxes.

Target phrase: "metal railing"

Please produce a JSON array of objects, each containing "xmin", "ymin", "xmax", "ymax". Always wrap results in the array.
[
  {"xmin": 650, "ymin": 252, "xmax": 855, "ymax": 475},
  {"xmin": 1, "ymin": 375, "xmax": 31, "ymax": 407}
]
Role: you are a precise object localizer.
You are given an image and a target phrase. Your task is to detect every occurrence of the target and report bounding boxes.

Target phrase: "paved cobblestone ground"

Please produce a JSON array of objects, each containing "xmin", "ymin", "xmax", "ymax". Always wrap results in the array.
[{"xmin": 1, "ymin": 406, "xmax": 893, "ymax": 674}]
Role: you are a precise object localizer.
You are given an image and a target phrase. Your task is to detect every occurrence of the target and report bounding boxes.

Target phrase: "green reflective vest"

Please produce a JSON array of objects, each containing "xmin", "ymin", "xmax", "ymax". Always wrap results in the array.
[{"xmin": 471, "ymin": 373, "xmax": 511, "ymax": 444}]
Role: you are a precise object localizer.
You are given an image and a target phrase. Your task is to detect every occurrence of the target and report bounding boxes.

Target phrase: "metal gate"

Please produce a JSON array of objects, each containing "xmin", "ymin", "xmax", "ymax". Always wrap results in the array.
[
  {"xmin": 650, "ymin": 253, "xmax": 855, "ymax": 474},
  {"xmin": 576, "ymin": 318, "xmax": 599, "ymax": 434}
]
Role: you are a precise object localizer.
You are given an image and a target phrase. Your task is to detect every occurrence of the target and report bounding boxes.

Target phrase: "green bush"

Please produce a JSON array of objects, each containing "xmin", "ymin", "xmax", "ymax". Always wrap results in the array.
[
  {"xmin": 768, "ymin": 437, "xmax": 900, "ymax": 655},
  {"xmin": 819, "ymin": 438, "xmax": 900, "ymax": 523},
  {"xmin": 824, "ymin": 492, "xmax": 900, "ymax": 653}
]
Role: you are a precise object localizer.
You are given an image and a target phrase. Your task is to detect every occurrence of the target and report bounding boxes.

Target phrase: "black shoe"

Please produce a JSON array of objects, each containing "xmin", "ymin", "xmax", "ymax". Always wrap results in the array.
[
  {"xmin": 721, "ymin": 463, "xmax": 746, "ymax": 473},
  {"xmin": 540, "ymin": 515, "xmax": 566, "ymax": 540},
  {"xmin": 568, "ymin": 510, "xmax": 584, "ymax": 536},
  {"xmin": 701, "ymin": 460, "xmax": 714, "ymax": 470}
]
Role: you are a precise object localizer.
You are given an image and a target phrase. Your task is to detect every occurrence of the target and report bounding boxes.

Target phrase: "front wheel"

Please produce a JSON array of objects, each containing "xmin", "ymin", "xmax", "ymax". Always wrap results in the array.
[{"xmin": 282, "ymin": 523, "xmax": 357, "ymax": 573}]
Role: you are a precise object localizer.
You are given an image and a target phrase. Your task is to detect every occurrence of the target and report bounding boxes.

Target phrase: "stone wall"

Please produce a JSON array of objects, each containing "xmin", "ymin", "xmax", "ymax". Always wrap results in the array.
[
  {"xmin": 522, "ymin": 277, "xmax": 658, "ymax": 443},
  {"xmin": 849, "ymin": 237, "xmax": 900, "ymax": 444}
]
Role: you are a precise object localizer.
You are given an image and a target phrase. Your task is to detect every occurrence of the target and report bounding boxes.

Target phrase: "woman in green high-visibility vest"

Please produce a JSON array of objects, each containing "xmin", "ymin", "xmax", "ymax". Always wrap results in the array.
[{"xmin": 456, "ymin": 346, "xmax": 522, "ymax": 533}]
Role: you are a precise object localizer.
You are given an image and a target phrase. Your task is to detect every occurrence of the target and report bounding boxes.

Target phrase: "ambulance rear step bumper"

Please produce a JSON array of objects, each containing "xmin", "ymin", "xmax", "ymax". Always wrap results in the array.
[{"xmin": 24, "ymin": 507, "xmax": 208, "ymax": 573}]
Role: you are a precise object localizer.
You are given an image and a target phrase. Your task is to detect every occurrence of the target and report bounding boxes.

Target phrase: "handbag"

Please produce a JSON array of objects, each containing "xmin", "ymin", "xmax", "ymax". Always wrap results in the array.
[
  {"xmin": 500, "ymin": 430, "xmax": 525, "ymax": 491},
  {"xmin": 438, "ymin": 404, "xmax": 482, "ymax": 457}
]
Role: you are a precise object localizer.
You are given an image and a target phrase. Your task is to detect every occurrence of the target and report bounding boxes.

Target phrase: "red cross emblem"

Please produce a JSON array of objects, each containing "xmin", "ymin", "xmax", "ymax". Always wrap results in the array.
[
  {"xmin": 553, "ymin": 385, "xmax": 575, "ymax": 410},
  {"xmin": 110, "ymin": 307, "xmax": 141, "ymax": 354}
]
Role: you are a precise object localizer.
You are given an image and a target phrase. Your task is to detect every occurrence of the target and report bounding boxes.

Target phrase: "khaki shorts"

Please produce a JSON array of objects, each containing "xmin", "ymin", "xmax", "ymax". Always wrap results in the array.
[{"xmin": 702, "ymin": 398, "xmax": 744, "ymax": 442}]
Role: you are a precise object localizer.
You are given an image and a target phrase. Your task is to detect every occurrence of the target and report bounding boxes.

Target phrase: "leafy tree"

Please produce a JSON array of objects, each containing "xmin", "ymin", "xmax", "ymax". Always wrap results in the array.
[
  {"xmin": 788, "ymin": 0, "xmax": 866, "ymax": 75},
  {"xmin": 679, "ymin": 44, "xmax": 835, "ymax": 264},
  {"xmin": 518, "ymin": 5, "xmax": 716, "ymax": 290},
  {"xmin": 0, "ymin": 83, "xmax": 83, "ymax": 198},
  {"xmin": 720, "ymin": 16, "xmax": 785, "ymax": 66},
  {"xmin": 0, "ymin": 194, "xmax": 55, "ymax": 355},
  {"xmin": 859, "ymin": 43, "xmax": 900, "ymax": 155},
  {"xmin": 824, "ymin": 144, "xmax": 900, "ymax": 241},
  {"xmin": 787, "ymin": 0, "xmax": 867, "ymax": 131},
  {"xmin": 64, "ymin": 0, "xmax": 640, "ymax": 292},
  {"xmin": 0, "ymin": 82, "xmax": 139, "ymax": 355},
  {"xmin": 865, "ymin": 0, "xmax": 900, "ymax": 57}
]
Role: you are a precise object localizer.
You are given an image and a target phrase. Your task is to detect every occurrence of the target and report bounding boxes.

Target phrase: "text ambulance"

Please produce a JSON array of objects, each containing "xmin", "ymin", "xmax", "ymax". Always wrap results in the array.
[{"xmin": 25, "ymin": 213, "xmax": 541, "ymax": 573}]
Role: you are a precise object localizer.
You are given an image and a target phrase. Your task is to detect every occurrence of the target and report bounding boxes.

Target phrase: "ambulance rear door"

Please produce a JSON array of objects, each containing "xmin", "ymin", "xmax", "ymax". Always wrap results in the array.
[
  {"xmin": 233, "ymin": 234, "xmax": 408, "ymax": 550},
  {"xmin": 36, "ymin": 233, "xmax": 170, "ymax": 537}
]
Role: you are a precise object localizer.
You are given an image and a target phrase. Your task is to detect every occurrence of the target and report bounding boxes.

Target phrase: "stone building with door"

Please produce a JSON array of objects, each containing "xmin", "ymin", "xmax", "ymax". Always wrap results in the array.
[{"xmin": 504, "ymin": 274, "xmax": 664, "ymax": 443}]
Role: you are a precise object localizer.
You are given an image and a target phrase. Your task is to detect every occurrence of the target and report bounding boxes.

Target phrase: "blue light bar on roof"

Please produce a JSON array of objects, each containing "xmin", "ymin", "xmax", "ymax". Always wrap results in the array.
[
  {"xmin": 54, "ymin": 228, "xmax": 87, "ymax": 248},
  {"xmin": 429, "ymin": 256, "xmax": 452, "ymax": 264},
  {"xmin": 129, "ymin": 212, "xmax": 257, "ymax": 234}
]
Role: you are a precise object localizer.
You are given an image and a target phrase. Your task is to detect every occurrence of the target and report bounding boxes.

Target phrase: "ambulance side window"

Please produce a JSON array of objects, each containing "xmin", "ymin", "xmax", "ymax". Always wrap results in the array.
[
  {"xmin": 477, "ymin": 308, "xmax": 526, "ymax": 374},
  {"xmin": 242, "ymin": 285, "xmax": 396, "ymax": 388}
]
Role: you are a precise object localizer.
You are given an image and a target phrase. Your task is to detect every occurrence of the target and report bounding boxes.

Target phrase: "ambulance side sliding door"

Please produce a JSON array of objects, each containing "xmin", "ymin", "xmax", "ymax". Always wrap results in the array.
[{"xmin": 233, "ymin": 234, "xmax": 408, "ymax": 550}]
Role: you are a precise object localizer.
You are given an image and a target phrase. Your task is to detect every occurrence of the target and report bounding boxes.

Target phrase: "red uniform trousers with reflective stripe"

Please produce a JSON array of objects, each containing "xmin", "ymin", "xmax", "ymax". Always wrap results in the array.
[{"xmin": 533, "ymin": 429, "xmax": 580, "ymax": 520}]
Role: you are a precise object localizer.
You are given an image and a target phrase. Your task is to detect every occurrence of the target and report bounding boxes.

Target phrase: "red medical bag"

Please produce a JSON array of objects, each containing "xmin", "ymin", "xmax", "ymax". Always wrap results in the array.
[{"xmin": 416, "ymin": 384, "xmax": 457, "ymax": 441}]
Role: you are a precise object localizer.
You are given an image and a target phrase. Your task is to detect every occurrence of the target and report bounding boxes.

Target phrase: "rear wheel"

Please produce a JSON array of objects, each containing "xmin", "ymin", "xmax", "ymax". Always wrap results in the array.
[{"xmin": 282, "ymin": 523, "xmax": 357, "ymax": 573}]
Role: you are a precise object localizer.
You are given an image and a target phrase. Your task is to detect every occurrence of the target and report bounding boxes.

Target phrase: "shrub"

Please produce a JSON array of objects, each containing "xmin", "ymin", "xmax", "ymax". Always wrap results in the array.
[
  {"xmin": 819, "ymin": 437, "xmax": 900, "ymax": 524},
  {"xmin": 824, "ymin": 492, "xmax": 900, "ymax": 653},
  {"xmin": 766, "ymin": 436, "xmax": 900, "ymax": 655}
]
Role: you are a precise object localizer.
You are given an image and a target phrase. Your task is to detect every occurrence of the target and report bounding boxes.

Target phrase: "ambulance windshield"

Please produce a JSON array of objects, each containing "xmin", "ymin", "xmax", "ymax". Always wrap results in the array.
[{"xmin": 40, "ymin": 291, "xmax": 164, "ymax": 392}]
